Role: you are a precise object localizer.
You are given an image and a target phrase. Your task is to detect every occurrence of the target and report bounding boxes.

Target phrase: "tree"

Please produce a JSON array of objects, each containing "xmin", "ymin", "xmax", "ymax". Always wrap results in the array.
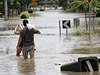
[
  {"xmin": 18, "ymin": 0, "xmax": 32, "ymax": 12},
  {"xmin": 70, "ymin": 0, "xmax": 100, "ymax": 30},
  {"xmin": 0, "ymin": 1, "xmax": 3, "ymax": 14},
  {"xmin": 70, "ymin": 0, "xmax": 89, "ymax": 30}
]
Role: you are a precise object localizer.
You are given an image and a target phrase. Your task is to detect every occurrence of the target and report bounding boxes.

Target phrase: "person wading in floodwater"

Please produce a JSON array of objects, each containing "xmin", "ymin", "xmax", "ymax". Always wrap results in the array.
[{"xmin": 16, "ymin": 19, "xmax": 41, "ymax": 59}]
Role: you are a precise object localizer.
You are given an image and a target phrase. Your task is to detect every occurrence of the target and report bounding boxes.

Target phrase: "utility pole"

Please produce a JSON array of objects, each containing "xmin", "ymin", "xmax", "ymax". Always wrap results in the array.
[
  {"xmin": 67, "ymin": 0, "xmax": 70, "ymax": 10},
  {"xmin": 4, "ymin": 0, "xmax": 8, "ymax": 21}
]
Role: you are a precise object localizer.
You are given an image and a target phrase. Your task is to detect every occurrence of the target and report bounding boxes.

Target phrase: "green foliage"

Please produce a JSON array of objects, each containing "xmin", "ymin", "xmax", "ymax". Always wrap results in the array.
[
  {"xmin": 38, "ymin": 0, "xmax": 58, "ymax": 5},
  {"xmin": 70, "ymin": 0, "xmax": 88, "ymax": 12},
  {"xmin": 0, "ymin": 2, "xmax": 3, "ymax": 13},
  {"xmin": 58, "ymin": 0, "xmax": 100, "ymax": 13},
  {"xmin": 96, "ymin": 10, "xmax": 100, "ymax": 17},
  {"xmin": 14, "ymin": 1, "xmax": 20, "ymax": 9},
  {"xmin": 74, "ymin": 30, "xmax": 89, "ymax": 36},
  {"xmin": 20, "ymin": 11, "xmax": 30, "ymax": 19}
]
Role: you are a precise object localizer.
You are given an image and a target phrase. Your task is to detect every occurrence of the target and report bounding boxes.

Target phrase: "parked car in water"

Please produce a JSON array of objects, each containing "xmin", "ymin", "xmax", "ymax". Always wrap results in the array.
[{"xmin": 40, "ymin": 6, "xmax": 45, "ymax": 11}]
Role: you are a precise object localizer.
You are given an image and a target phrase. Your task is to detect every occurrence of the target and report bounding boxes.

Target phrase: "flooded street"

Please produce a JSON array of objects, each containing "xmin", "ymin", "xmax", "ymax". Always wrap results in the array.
[{"xmin": 0, "ymin": 9, "xmax": 100, "ymax": 75}]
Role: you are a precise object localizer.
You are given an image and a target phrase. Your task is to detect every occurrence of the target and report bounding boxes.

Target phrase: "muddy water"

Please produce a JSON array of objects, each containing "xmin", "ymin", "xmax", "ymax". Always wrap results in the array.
[{"xmin": 0, "ymin": 9, "xmax": 100, "ymax": 75}]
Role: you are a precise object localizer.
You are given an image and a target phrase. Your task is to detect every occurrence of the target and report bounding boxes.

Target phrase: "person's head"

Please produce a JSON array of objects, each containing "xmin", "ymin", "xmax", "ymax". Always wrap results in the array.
[{"xmin": 23, "ymin": 19, "xmax": 28, "ymax": 26}]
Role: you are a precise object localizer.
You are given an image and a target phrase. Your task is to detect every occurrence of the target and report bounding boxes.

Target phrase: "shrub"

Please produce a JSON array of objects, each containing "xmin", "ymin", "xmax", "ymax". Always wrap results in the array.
[
  {"xmin": 20, "ymin": 14, "xmax": 26, "ymax": 19},
  {"xmin": 74, "ymin": 30, "xmax": 89, "ymax": 36},
  {"xmin": 20, "ymin": 11, "xmax": 30, "ymax": 19},
  {"xmin": 96, "ymin": 11, "xmax": 100, "ymax": 17},
  {"xmin": 95, "ymin": 8, "xmax": 100, "ymax": 17}
]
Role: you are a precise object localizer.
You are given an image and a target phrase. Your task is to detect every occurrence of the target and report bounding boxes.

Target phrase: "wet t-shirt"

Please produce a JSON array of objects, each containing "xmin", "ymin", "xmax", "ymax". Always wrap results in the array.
[{"xmin": 20, "ymin": 28, "xmax": 36, "ymax": 46}]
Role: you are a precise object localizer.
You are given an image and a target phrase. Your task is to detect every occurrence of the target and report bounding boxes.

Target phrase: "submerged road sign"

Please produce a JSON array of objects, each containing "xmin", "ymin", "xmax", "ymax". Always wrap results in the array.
[{"xmin": 62, "ymin": 20, "xmax": 71, "ymax": 29}]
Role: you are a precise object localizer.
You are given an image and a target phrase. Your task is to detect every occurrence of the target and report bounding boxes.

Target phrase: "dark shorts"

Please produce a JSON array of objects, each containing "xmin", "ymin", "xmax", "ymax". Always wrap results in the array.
[{"xmin": 23, "ymin": 45, "xmax": 34, "ymax": 52}]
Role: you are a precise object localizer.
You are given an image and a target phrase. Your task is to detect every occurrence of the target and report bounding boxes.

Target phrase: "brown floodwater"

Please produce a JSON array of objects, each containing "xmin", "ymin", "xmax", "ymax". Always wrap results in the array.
[{"xmin": 0, "ymin": 8, "xmax": 100, "ymax": 75}]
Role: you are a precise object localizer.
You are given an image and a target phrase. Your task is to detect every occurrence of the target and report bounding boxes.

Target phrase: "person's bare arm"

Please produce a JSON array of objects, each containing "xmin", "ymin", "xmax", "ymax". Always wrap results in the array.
[
  {"xmin": 14, "ymin": 26, "xmax": 20, "ymax": 34},
  {"xmin": 14, "ymin": 25, "xmax": 23, "ymax": 35},
  {"xmin": 34, "ymin": 28, "xmax": 41, "ymax": 34},
  {"xmin": 17, "ymin": 36, "xmax": 22, "ymax": 47}
]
